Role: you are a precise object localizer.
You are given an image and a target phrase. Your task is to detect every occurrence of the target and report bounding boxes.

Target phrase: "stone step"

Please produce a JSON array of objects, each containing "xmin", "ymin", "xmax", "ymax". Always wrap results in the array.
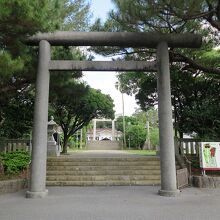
[
  {"xmin": 47, "ymin": 165, "xmax": 160, "ymax": 171},
  {"xmin": 46, "ymin": 156, "xmax": 161, "ymax": 186},
  {"xmin": 47, "ymin": 169, "xmax": 161, "ymax": 176},
  {"xmin": 47, "ymin": 161, "xmax": 160, "ymax": 166},
  {"xmin": 47, "ymin": 156, "xmax": 159, "ymax": 162},
  {"xmin": 46, "ymin": 180, "xmax": 161, "ymax": 186},
  {"xmin": 87, "ymin": 141, "xmax": 120, "ymax": 150},
  {"xmin": 47, "ymin": 175, "xmax": 160, "ymax": 182}
]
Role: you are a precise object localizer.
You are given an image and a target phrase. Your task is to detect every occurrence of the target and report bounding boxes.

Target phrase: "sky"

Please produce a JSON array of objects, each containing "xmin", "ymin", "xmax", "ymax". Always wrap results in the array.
[{"xmin": 82, "ymin": 0, "xmax": 139, "ymax": 116}]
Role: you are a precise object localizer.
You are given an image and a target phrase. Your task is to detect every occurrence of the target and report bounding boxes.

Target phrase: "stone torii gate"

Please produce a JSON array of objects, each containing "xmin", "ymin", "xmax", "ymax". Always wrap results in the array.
[
  {"xmin": 25, "ymin": 32, "xmax": 202, "ymax": 198},
  {"xmin": 92, "ymin": 118, "xmax": 116, "ymax": 141}
]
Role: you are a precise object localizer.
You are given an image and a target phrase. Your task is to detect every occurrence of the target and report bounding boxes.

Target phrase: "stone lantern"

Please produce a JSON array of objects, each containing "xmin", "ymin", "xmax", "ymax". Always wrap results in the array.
[{"xmin": 47, "ymin": 116, "xmax": 60, "ymax": 156}]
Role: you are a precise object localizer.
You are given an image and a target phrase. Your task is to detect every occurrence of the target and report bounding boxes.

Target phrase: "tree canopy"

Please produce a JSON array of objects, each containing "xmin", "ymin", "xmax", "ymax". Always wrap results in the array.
[
  {"xmin": 50, "ymin": 80, "xmax": 115, "ymax": 153},
  {"xmin": 116, "ymin": 108, "xmax": 159, "ymax": 149},
  {"xmin": 0, "ymin": 0, "xmax": 91, "ymax": 138},
  {"xmin": 91, "ymin": 0, "xmax": 220, "ymax": 139}
]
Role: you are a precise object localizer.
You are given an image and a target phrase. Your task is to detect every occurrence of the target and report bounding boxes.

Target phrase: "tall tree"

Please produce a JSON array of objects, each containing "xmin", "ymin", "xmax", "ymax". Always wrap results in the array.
[
  {"xmin": 0, "ymin": 89, "xmax": 34, "ymax": 138},
  {"xmin": 116, "ymin": 108, "xmax": 159, "ymax": 149},
  {"xmin": 50, "ymin": 80, "xmax": 115, "ymax": 153},
  {"xmin": 91, "ymin": 0, "xmax": 220, "ymax": 139},
  {"xmin": 0, "ymin": 0, "xmax": 91, "ymax": 137}
]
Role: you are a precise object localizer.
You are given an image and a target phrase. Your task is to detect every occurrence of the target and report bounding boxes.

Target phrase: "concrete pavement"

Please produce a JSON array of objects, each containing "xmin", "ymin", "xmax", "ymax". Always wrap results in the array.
[{"xmin": 0, "ymin": 186, "xmax": 219, "ymax": 220}]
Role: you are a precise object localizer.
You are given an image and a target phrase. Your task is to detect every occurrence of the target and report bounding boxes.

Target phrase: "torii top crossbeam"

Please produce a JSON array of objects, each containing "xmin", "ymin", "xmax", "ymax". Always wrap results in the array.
[{"xmin": 26, "ymin": 31, "xmax": 202, "ymax": 48}]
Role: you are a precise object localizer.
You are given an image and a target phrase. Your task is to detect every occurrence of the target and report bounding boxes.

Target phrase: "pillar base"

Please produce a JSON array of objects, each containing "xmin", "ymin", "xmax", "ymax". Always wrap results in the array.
[
  {"xmin": 156, "ymin": 145, "xmax": 160, "ymax": 156},
  {"xmin": 26, "ymin": 189, "xmax": 48, "ymax": 199},
  {"xmin": 47, "ymin": 141, "xmax": 60, "ymax": 157},
  {"xmin": 158, "ymin": 189, "xmax": 180, "ymax": 197}
]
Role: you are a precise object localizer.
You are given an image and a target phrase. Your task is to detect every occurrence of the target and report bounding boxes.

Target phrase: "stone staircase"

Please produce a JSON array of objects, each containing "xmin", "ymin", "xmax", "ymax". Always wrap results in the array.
[
  {"xmin": 87, "ymin": 140, "xmax": 121, "ymax": 150},
  {"xmin": 46, "ymin": 156, "xmax": 161, "ymax": 186}
]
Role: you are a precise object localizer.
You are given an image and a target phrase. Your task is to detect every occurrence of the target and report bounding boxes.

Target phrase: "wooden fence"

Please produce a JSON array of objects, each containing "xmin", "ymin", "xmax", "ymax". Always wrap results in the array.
[{"xmin": 0, "ymin": 139, "xmax": 32, "ymax": 153}]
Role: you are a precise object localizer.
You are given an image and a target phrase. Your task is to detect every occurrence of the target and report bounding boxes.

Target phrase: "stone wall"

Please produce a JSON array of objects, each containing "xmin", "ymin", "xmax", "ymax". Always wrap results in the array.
[
  {"xmin": 87, "ymin": 141, "xmax": 121, "ymax": 150},
  {"xmin": 193, "ymin": 175, "xmax": 220, "ymax": 188},
  {"xmin": 0, "ymin": 179, "xmax": 28, "ymax": 194}
]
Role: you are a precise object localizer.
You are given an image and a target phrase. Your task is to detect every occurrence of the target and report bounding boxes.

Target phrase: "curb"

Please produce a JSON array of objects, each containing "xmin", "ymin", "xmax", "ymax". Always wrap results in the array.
[
  {"xmin": 193, "ymin": 175, "xmax": 220, "ymax": 188},
  {"xmin": 0, "ymin": 179, "xmax": 28, "ymax": 194}
]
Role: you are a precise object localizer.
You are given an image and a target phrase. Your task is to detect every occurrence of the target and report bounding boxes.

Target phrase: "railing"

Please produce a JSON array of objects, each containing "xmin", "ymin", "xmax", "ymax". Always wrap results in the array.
[
  {"xmin": 0, "ymin": 139, "xmax": 32, "ymax": 153},
  {"xmin": 177, "ymin": 138, "xmax": 201, "ymax": 156}
]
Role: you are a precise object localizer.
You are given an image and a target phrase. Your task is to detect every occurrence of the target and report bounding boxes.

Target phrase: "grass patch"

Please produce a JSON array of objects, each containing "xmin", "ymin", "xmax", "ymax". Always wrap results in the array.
[
  {"xmin": 125, "ymin": 149, "xmax": 157, "ymax": 156},
  {"xmin": 0, "ymin": 151, "xmax": 30, "ymax": 175}
]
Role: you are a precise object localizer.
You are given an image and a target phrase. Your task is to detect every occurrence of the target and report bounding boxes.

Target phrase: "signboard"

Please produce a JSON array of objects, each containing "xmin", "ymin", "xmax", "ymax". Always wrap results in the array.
[{"xmin": 200, "ymin": 142, "xmax": 220, "ymax": 170}]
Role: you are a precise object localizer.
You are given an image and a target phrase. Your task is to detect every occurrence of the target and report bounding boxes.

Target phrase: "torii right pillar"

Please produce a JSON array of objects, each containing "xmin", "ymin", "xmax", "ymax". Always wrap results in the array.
[{"xmin": 157, "ymin": 41, "xmax": 180, "ymax": 197}]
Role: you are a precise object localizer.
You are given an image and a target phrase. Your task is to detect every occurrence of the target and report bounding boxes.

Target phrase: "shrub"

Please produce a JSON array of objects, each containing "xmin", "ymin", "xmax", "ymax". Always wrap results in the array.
[
  {"xmin": 150, "ymin": 127, "xmax": 159, "ymax": 149},
  {"xmin": 0, "ymin": 151, "xmax": 31, "ymax": 175},
  {"xmin": 126, "ymin": 125, "xmax": 147, "ymax": 149}
]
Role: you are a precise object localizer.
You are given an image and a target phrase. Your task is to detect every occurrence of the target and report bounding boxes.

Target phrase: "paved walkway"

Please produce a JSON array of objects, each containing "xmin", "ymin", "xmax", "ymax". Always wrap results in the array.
[{"xmin": 0, "ymin": 186, "xmax": 220, "ymax": 220}]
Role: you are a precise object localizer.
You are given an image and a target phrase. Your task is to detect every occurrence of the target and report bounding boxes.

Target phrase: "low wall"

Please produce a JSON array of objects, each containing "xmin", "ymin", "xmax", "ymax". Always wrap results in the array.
[
  {"xmin": 193, "ymin": 175, "xmax": 220, "ymax": 188},
  {"xmin": 87, "ymin": 140, "xmax": 121, "ymax": 150},
  {"xmin": 0, "ymin": 179, "xmax": 28, "ymax": 194},
  {"xmin": 0, "ymin": 139, "xmax": 31, "ymax": 153}
]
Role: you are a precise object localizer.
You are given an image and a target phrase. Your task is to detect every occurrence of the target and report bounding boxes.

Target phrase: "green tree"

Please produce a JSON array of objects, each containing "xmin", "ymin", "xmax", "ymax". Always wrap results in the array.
[
  {"xmin": 150, "ymin": 127, "xmax": 159, "ymax": 148},
  {"xmin": 126, "ymin": 124, "xmax": 146, "ymax": 149},
  {"xmin": 0, "ymin": 90, "xmax": 34, "ymax": 138},
  {"xmin": 50, "ymin": 80, "xmax": 115, "ymax": 153},
  {"xmin": 0, "ymin": 0, "xmax": 90, "ymax": 93},
  {"xmin": 132, "ymin": 108, "xmax": 159, "ymax": 148},
  {"xmin": 96, "ymin": 121, "xmax": 112, "ymax": 129},
  {"xmin": 116, "ymin": 108, "xmax": 159, "ymax": 149},
  {"xmin": 91, "ymin": 0, "xmax": 220, "ymax": 139},
  {"xmin": 132, "ymin": 108, "xmax": 158, "ymax": 128},
  {"xmin": 171, "ymin": 67, "xmax": 220, "ymax": 139},
  {"xmin": 116, "ymin": 116, "xmax": 137, "ymax": 132},
  {"xmin": 0, "ymin": 0, "xmax": 91, "ymax": 137},
  {"xmin": 117, "ymin": 67, "xmax": 220, "ymax": 139}
]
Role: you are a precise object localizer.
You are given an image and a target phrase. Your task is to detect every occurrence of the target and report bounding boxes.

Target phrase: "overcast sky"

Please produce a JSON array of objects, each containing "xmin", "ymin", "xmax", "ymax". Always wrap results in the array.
[{"xmin": 82, "ymin": 0, "xmax": 139, "ymax": 116}]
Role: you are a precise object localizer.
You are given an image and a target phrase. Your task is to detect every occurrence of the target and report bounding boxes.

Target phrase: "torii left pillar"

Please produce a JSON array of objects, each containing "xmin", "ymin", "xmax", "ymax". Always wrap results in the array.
[{"xmin": 26, "ymin": 40, "xmax": 50, "ymax": 198}]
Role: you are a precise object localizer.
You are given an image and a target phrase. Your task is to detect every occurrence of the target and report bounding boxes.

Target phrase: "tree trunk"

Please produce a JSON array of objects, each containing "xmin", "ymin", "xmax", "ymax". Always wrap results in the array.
[
  {"xmin": 179, "ymin": 131, "xmax": 183, "ymax": 139},
  {"xmin": 61, "ymin": 133, "xmax": 69, "ymax": 154}
]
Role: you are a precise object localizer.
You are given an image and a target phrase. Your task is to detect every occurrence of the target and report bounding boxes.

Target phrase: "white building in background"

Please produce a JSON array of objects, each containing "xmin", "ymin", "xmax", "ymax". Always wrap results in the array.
[
  {"xmin": 87, "ymin": 118, "xmax": 122, "ymax": 141},
  {"xmin": 87, "ymin": 128, "xmax": 122, "ymax": 141}
]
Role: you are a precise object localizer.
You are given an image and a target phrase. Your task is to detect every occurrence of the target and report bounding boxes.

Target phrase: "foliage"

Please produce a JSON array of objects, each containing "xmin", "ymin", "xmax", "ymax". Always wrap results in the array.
[
  {"xmin": 0, "ymin": 151, "xmax": 30, "ymax": 175},
  {"xmin": 66, "ymin": 128, "xmax": 87, "ymax": 149},
  {"xmin": 116, "ymin": 116, "xmax": 137, "ymax": 132},
  {"xmin": 90, "ymin": 0, "xmax": 220, "ymax": 140},
  {"xmin": 117, "ymin": 67, "xmax": 220, "ymax": 139},
  {"xmin": 0, "ymin": 90, "xmax": 34, "ymax": 138},
  {"xmin": 171, "ymin": 67, "xmax": 220, "ymax": 139},
  {"xmin": 0, "ymin": 0, "xmax": 90, "ymax": 88},
  {"xmin": 126, "ymin": 124, "xmax": 146, "ymax": 149},
  {"xmin": 132, "ymin": 108, "xmax": 158, "ymax": 127},
  {"xmin": 150, "ymin": 127, "xmax": 159, "ymax": 148},
  {"xmin": 96, "ymin": 121, "xmax": 112, "ymax": 129},
  {"xmin": 116, "ymin": 108, "xmax": 159, "ymax": 149},
  {"xmin": 0, "ymin": 0, "xmax": 91, "ymax": 138}
]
